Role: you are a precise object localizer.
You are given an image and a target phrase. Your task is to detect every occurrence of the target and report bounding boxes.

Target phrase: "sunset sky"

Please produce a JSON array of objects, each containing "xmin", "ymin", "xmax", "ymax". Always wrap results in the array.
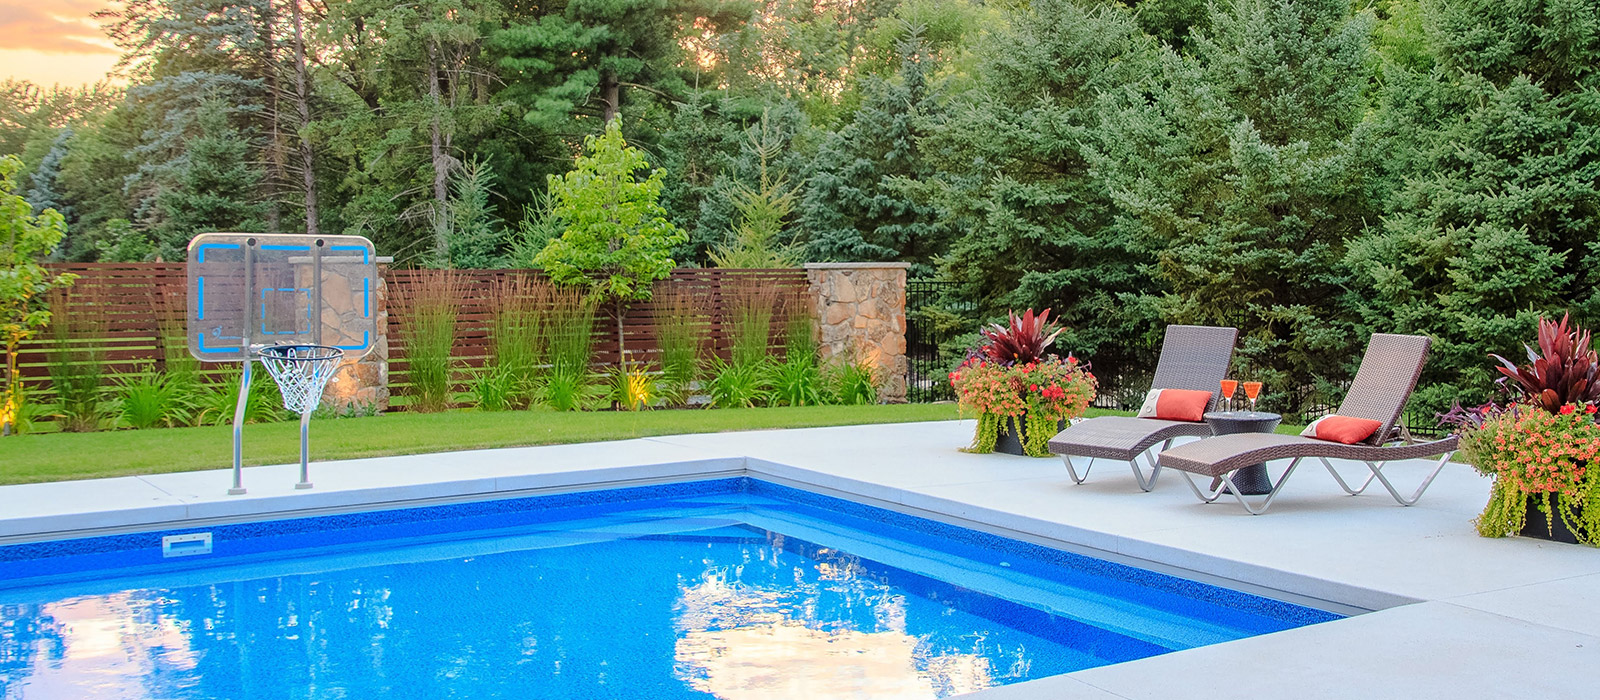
[{"xmin": 0, "ymin": 0, "xmax": 122, "ymax": 86}]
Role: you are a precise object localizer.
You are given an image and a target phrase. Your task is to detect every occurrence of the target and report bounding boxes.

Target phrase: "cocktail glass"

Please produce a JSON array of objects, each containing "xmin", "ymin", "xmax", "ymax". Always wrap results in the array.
[
  {"xmin": 1220, "ymin": 379, "xmax": 1238, "ymax": 413},
  {"xmin": 1243, "ymin": 381, "xmax": 1263, "ymax": 413}
]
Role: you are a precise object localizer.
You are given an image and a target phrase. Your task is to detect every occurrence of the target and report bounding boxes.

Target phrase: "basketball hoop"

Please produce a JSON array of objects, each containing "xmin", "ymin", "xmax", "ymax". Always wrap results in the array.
[
  {"xmin": 187, "ymin": 232, "xmax": 378, "ymax": 495},
  {"xmin": 257, "ymin": 344, "xmax": 345, "ymax": 490},
  {"xmin": 257, "ymin": 344, "xmax": 344, "ymax": 414}
]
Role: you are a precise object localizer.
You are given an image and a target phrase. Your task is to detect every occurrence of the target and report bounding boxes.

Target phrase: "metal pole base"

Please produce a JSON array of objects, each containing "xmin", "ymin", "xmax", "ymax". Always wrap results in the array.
[
  {"xmin": 294, "ymin": 482, "xmax": 313, "ymax": 490},
  {"xmin": 228, "ymin": 487, "xmax": 248, "ymax": 495}
]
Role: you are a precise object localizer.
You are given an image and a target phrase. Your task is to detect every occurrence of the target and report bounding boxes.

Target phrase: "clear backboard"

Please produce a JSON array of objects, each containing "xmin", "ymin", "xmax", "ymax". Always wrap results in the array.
[{"xmin": 187, "ymin": 233, "xmax": 378, "ymax": 363}]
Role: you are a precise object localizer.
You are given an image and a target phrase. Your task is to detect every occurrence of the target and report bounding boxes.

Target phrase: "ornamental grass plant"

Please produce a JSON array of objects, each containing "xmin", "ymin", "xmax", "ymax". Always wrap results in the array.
[
  {"xmin": 656, "ymin": 289, "xmax": 707, "ymax": 406},
  {"xmin": 487, "ymin": 276, "xmax": 550, "ymax": 409},
  {"xmin": 46, "ymin": 286, "xmax": 107, "ymax": 432},
  {"xmin": 541, "ymin": 288, "xmax": 601, "ymax": 411},
  {"xmin": 392, "ymin": 270, "xmax": 463, "ymax": 413}
]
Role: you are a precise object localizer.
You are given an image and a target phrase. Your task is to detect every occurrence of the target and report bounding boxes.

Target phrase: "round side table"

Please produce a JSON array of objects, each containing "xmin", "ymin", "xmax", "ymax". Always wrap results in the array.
[{"xmin": 1202, "ymin": 411, "xmax": 1282, "ymax": 496}]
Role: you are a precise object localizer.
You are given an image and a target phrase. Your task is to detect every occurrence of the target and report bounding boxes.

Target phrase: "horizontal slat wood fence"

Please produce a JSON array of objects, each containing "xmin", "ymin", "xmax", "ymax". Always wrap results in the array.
[
  {"xmin": 384, "ymin": 268, "xmax": 810, "ymax": 407},
  {"xmin": 16, "ymin": 264, "xmax": 810, "ymax": 417}
]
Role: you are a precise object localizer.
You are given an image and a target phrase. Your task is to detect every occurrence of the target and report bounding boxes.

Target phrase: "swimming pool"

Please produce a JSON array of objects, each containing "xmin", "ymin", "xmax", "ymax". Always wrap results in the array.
[{"xmin": 0, "ymin": 478, "xmax": 1337, "ymax": 698}]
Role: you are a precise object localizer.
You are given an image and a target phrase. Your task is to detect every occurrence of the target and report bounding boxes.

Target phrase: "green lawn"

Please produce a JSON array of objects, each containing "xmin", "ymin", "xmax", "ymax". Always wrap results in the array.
[{"xmin": 0, "ymin": 404, "xmax": 962, "ymax": 485}]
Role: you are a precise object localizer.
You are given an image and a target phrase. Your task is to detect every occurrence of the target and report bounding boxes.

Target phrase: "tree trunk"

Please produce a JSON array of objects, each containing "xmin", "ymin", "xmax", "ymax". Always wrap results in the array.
[
  {"xmin": 288, "ymin": 0, "xmax": 320, "ymax": 235},
  {"xmin": 260, "ymin": 1, "xmax": 285, "ymax": 232},
  {"xmin": 428, "ymin": 39, "xmax": 450, "ymax": 262},
  {"xmin": 601, "ymin": 71, "xmax": 620, "ymax": 124}
]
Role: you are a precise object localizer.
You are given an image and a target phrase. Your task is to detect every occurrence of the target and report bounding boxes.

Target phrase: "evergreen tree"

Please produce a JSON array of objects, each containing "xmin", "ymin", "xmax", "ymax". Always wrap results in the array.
[
  {"xmin": 926, "ymin": 0, "xmax": 1165, "ymax": 376},
  {"xmin": 1096, "ymin": 0, "xmax": 1375, "ymax": 391},
  {"xmin": 801, "ymin": 24, "xmax": 948, "ymax": 274},
  {"xmin": 26, "ymin": 129, "xmax": 72, "ymax": 225},
  {"xmin": 154, "ymin": 99, "xmax": 266, "ymax": 258},
  {"xmin": 1345, "ymin": 0, "xmax": 1600, "ymax": 405}
]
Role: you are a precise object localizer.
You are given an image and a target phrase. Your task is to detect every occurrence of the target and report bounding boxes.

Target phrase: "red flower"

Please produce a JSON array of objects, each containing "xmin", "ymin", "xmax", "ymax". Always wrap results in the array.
[
  {"xmin": 1030, "ymin": 384, "xmax": 1039, "ymax": 392},
  {"xmin": 1560, "ymin": 405, "xmax": 1576, "ymax": 415},
  {"xmin": 1588, "ymin": 405, "xmax": 1597, "ymax": 415}
]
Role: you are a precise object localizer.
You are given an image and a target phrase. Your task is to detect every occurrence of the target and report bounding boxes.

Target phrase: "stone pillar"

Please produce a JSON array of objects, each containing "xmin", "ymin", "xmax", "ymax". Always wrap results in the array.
[
  {"xmin": 317, "ymin": 262, "xmax": 390, "ymax": 415},
  {"xmin": 807, "ymin": 262, "xmax": 910, "ymax": 403}
]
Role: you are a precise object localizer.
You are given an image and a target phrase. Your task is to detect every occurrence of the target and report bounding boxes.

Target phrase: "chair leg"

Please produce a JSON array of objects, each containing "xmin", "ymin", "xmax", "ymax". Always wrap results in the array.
[
  {"xmin": 1182, "ymin": 458, "xmax": 1303, "ymax": 515},
  {"xmin": 1128, "ymin": 439, "xmax": 1171, "ymax": 492},
  {"xmin": 1320, "ymin": 457, "xmax": 1380, "ymax": 495},
  {"xmin": 1363, "ymin": 452, "xmax": 1455, "ymax": 506},
  {"xmin": 1062, "ymin": 456, "xmax": 1093, "ymax": 484}
]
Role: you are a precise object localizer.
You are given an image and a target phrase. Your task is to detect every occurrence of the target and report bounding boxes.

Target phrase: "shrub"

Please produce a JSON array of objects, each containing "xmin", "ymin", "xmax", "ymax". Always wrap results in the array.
[
  {"xmin": 193, "ymin": 374, "xmax": 287, "ymax": 426},
  {"xmin": 607, "ymin": 358, "xmax": 657, "ymax": 411},
  {"xmin": 977, "ymin": 308, "xmax": 1063, "ymax": 366},
  {"xmin": 767, "ymin": 313, "xmax": 825, "ymax": 407},
  {"xmin": 471, "ymin": 365, "xmax": 521, "ymax": 412},
  {"xmin": 829, "ymin": 354, "xmax": 881, "ymax": 406},
  {"xmin": 706, "ymin": 355, "xmax": 767, "ymax": 408},
  {"xmin": 392, "ymin": 270, "xmax": 463, "ymax": 412}
]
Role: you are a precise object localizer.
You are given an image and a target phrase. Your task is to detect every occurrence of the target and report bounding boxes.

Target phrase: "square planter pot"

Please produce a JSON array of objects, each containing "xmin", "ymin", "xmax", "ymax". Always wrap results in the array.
[
  {"xmin": 1521, "ymin": 495, "xmax": 1584, "ymax": 545},
  {"xmin": 994, "ymin": 413, "xmax": 1067, "ymax": 457}
]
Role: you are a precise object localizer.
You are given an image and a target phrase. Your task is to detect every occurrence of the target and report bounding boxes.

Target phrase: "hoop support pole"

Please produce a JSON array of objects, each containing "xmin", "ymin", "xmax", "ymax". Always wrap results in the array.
[
  {"xmin": 229, "ymin": 359, "xmax": 252, "ymax": 495},
  {"xmin": 296, "ymin": 410, "xmax": 313, "ymax": 489}
]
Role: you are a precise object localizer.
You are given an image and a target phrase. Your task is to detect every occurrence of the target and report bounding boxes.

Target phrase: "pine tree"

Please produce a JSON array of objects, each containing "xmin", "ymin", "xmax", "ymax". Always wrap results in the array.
[
  {"xmin": 154, "ymin": 99, "xmax": 267, "ymax": 258},
  {"xmin": 1345, "ymin": 0, "xmax": 1600, "ymax": 404},
  {"xmin": 25, "ymin": 128, "xmax": 72, "ymax": 225},
  {"xmin": 801, "ymin": 23, "xmax": 948, "ymax": 274}
]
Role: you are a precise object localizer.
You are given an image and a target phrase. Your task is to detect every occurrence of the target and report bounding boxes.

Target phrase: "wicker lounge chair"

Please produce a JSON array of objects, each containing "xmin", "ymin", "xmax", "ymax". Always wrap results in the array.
[
  {"xmin": 1046, "ymin": 325, "xmax": 1238, "ymax": 490},
  {"xmin": 1156, "ymin": 333, "xmax": 1459, "ymax": 514}
]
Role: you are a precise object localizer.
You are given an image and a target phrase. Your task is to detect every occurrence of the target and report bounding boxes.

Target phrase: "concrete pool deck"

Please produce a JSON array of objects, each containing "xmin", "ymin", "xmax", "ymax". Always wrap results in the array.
[{"xmin": 2, "ymin": 419, "xmax": 1596, "ymax": 698}]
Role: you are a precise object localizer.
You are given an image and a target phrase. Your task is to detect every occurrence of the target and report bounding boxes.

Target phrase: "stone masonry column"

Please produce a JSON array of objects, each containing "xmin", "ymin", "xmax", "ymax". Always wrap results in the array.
[
  {"xmin": 318, "ymin": 260, "xmax": 390, "ymax": 414},
  {"xmin": 806, "ymin": 262, "xmax": 910, "ymax": 403}
]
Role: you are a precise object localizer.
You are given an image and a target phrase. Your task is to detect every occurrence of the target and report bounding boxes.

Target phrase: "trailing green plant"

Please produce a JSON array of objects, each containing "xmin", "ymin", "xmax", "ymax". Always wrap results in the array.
[
  {"xmin": 706, "ymin": 355, "xmax": 768, "ymax": 409},
  {"xmin": 829, "ymin": 353, "xmax": 882, "ymax": 407},
  {"xmin": 656, "ymin": 288, "xmax": 707, "ymax": 406},
  {"xmin": 45, "ymin": 287, "xmax": 107, "ymax": 432},
  {"xmin": 1460, "ymin": 403, "xmax": 1600, "ymax": 545},
  {"xmin": 489, "ymin": 276, "xmax": 550, "ymax": 408},
  {"xmin": 112, "ymin": 366, "xmax": 192, "ymax": 429},
  {"xmin": 392, "ymin": 269, "xmax": 463, "ymax": 412},
  {"xmin": 607, "ymin": 357, "xmax": 657, "ymax": 411},
  {"xmin": 728, "ymin": 283, "xmax": 779, "ymax": 368},
  {"xmin": 1490, "ymin": 313, "xmax": 1600, "ymax": 414}
]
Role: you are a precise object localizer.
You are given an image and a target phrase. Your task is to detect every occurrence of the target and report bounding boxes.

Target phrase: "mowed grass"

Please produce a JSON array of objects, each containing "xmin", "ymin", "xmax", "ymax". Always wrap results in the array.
[{"xmin": 0, "ymin": 404, "xmax": 962, "ymax": 485}]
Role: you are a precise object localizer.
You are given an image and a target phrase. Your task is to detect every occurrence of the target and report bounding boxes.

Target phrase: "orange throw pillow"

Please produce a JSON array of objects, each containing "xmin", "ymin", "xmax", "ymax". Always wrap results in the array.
[
  {"xmin": 1136, "ymin": 388, "xmax": 1211, "ymax": 422},
  {"xmin": 1301, "ymin": 415, "xmax": 1382, "ymax": 444}
]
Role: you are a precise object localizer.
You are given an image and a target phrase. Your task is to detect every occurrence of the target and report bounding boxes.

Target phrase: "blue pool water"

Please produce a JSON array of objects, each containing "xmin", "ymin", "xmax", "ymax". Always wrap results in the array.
[{"xmin": 0, "ymin": 479, "xmax": 1337, "ymax": 699}]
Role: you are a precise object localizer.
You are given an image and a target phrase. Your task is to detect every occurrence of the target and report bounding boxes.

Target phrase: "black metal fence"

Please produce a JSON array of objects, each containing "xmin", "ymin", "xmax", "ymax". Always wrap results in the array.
[{"xmin": 905, "ymin": 279, "xmax": 957, "ymax": 403}]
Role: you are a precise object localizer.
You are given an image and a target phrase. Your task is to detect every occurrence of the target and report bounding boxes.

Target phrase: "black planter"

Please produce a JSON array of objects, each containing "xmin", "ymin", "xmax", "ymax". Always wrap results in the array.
[
  {"xmin": 1521, "ymin": 495, "xmax": 1583, "ymax": 544},
  {"xmin": 994, "ymin": 413, "xmax": 1067, "ymax": 457}
]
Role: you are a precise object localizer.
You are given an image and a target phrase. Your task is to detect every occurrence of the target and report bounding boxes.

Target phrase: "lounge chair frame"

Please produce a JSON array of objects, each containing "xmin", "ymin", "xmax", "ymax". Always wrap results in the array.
[
  {"xmin": 1047, "ymin": 325, "xmax": 1238, "ymax": 491},
  {"xmin": 1158, "ymin": 333, "xmax": 1458, "ymax": 514}
]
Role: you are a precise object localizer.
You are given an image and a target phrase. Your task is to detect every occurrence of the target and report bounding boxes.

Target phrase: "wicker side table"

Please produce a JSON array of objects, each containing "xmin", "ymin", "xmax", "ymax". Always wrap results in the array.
[{"xmin": 1202, "ymin": 411, "xmax": 1283, "ymax": 495}]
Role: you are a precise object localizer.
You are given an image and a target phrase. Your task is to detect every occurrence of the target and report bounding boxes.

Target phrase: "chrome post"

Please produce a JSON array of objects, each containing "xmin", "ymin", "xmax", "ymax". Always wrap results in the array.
[
  {"xmin": 229, "ymin": 359, "xmax": 252, "ymax": 495},
  {"xmin": 295, "ymin": 409, "xmax": 313, "ymax": 489}
]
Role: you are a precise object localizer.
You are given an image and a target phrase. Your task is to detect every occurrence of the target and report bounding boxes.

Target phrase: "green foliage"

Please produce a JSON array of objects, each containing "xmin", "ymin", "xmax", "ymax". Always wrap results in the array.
[
  {"xmin": 441, "ymin": 157, "xmax": 507, "ymax": 269},
  {"xmin": 488, "ymin": 277, "xmax": 549, "ymax": 409},
  {"xmin": 706, "ymin": 355, "xmax": 768, "ymax": 409},
  {"xmin": 541, "ymin": 289, "xmax": 601, "ymax": 411},
  {"xmin": 828, "ymin": 354, "xmax": 881, "ymax": 406},
  {"xmin": 728, "ymin": 285, "xmax": 779, "ymax": 367},
  {"xmin": 112, "ymin": 367, "xmax": 193, "ymax": 430},
  {"xmin": 534, "ymin": 120, "xmax": 687, "ymax": 302},
  {"xmin": 193, "ymin": 374, "xmax": 287, "ymax": 427},
  {"xmin": 46, "ymin": 288, "xmax": 106, "ymax": 432},
  {"xmin": 153, "ymin": 98, "xmax": 266, "ymax": 260},
  {"xmin": 470, "ymin": 365, "xmax": 521, "ymax": 412},
  {"xmin": 710, "ymin": 111, "xmax": 804, "ymax": 268},
  {"xmin": 656, "ymin": 289, "xmax": 708, "ymax": 406},
  {"xmin": 392, "ymin": 270, "xmax": 462, "ymax": 413},
  {"xmin": 1, "ymin": 154, "xmax": 71, "ymax": 435}
]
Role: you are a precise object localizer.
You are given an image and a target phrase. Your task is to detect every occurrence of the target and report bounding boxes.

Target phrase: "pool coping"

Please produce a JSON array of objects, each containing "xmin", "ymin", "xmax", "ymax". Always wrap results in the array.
[{"xmin": 2, "ymin": 421, "xmax": 1596, "ymax": 699}]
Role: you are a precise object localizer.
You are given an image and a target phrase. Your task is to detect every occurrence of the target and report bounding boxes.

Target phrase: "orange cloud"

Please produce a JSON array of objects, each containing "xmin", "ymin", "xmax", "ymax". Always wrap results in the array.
[{"xmin": 0, "ymin": 1, "xmax": 116, "ymax": 55}]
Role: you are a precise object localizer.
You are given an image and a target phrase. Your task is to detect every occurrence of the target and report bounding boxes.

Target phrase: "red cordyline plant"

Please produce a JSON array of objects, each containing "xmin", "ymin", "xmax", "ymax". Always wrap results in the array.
[
  {"xmin": 979, "ymin": 308, "xmax": 1062, "ymax": 366},
  {"xmin": 1490, "ymin": 313, "xmax": 1600, "ymax": 414}
]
